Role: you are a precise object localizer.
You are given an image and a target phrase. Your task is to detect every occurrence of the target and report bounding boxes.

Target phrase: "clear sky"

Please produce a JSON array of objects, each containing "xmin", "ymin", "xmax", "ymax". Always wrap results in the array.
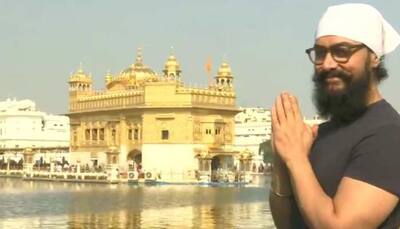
[{"xmin": 1, "ymin": 0, "xmax": 400, "ymax": 117}]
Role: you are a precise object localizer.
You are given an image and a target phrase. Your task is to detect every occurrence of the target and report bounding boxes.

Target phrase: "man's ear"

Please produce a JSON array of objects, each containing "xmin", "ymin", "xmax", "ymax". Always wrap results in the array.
[{"xmin": 370, "ymin": 53, "xmax": 380, "ymax": 68}]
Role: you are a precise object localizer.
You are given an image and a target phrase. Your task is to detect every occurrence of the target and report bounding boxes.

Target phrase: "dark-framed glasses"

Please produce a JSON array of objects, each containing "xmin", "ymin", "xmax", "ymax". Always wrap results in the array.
[{"xmin": 305, "ymin": 43, "xmax": 366, "ymax": 65}]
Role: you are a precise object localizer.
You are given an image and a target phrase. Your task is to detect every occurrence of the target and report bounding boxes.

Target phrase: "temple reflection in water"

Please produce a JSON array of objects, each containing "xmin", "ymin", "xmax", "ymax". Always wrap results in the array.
[
  {"xmin": 0, "ymin": 178, "xmax": 274, "ymax": 228},
  {"xmin": 68, "ymin": 204, "xmax": 272, "ymax": 228}
]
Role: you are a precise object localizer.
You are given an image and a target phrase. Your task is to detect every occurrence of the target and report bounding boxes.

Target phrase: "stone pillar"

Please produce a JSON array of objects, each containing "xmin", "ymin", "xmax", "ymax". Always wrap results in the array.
[
  {"xmin": 208, "ymin": 159, "xmax": 212, "ymax": 175},
  {"xmin": 243, "ymin": 158, "xmax": 253, "ymax": 183},
  {"xmin": 73, "ymin": 159, "xmax": 80, "ymax": 179},
  {"xmin": 119, "ymin": 116, "xmax": 128, "ymax": 171},
  {"xmin": 237, "ymin": 150, "xmax": 254, "ymax": 183},
  {"xmin": 119, "ymin": 116, "xmax": 127, "ymax": 147},
  {"xmin": 106, "ymin": 146, "xmax": 119, "ymax": 182},
  {"xmin": 198, "ymin": 158, "xmax": 211, "ymax": 183},
  {"xmin": 48, "ymin": 158, "xmax": 53, "ymax": 172},
  {"xmin": 23, "ymin": 148, "xmax": 34, "ymax": 178},
  {"xmin": 6, "ymin": 160, "xmax": 10, "ymax": 172}
]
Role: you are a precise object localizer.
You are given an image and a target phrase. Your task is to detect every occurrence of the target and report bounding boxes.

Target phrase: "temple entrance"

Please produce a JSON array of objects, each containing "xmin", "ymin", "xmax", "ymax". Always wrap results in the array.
[
  {"xmin": 210, "ymin": 155, "xmax": 234, "ymax": 182},
  {"xmin": 211, "ymin": 156, "xmax": 221, "ymax": 171},
  {"xmin": 127, "ymin": 149, "xmax": 142, "ymax": 172}
]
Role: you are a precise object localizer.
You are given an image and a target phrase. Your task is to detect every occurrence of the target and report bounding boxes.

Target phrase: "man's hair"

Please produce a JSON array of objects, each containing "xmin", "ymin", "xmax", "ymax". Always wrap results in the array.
[{"xmin": 374, "ymin": 57, "xmax": 388, "ymax": 82}]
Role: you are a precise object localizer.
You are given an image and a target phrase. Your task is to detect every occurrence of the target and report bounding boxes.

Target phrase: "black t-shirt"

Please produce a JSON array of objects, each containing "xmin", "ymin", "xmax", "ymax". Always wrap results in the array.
[{"xmin": 296, "ymin": 99, "xmax": 400, "ymax": 228}]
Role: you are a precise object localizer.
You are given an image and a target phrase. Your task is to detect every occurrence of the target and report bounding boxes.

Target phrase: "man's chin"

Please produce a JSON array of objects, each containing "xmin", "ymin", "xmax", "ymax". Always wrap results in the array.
[
  {"xmin": 322, "ymin": 77, "xmax": 347, "ymax": 95},
  {"xmin": 324, "ymin": 86, "xmax": 346, "ymax": 97}
]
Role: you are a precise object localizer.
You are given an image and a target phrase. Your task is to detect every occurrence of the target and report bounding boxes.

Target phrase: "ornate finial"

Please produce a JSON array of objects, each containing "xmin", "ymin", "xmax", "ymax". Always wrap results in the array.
[
  {"xmin": 78, "ymin": 62, "xmax": 84, "ymax": 73},
  {"xmin": 222, "ymin": 54, "xmax": 228, "ymax": 63},
  {"xmin": 105, "ymin": 70, "xmax": 113, "ymax": 82},
  {"xmin": 167, "ymin": 46, "xmax": 177, "ymax": 62},
  {"xmin": 105, "ymin": 70, "xmax": 113, "ymax": 78},
  {"xmin": 136, "ymin": 48, "xmax": 143, "ymax": 64}
]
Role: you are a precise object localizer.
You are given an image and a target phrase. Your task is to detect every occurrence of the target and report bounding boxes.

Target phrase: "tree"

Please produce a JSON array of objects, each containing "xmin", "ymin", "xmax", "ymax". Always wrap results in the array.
[{"xmin": 259, "ymin": 140, "xmax": 273, "ymax": 164}]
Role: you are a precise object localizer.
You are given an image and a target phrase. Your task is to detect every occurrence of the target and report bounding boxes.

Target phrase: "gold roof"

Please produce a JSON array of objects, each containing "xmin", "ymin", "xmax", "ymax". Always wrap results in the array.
[
  {"xmin": 69, "ymin": 64, "xmax": 92, "ymax": 83},
  {"xmin": 164, "ymin": 54, "xmax": 181, "ymax": 70},
  {"xmin": 216, "ymin": 61, "xmax": 233, "ymax": 79},
  {"xmin": 163, "ymin": 52, "xmax": 182, "ymax": 78},
  {"xmin": 119, "ymin": 48, "xmax": 158, "ymax": 82}
]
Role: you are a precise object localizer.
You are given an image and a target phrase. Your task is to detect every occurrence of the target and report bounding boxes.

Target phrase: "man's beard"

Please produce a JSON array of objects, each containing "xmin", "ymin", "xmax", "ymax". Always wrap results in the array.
[{"xmin": 312, "ymin": 64, "xmax": 372, "ymax": 125}]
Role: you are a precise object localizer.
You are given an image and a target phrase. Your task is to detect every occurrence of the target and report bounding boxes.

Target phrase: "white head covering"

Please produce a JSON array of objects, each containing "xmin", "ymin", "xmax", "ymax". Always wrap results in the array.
[{"xmin": 316, "ymin": 3, "xmax": 400, "ymax": 57}]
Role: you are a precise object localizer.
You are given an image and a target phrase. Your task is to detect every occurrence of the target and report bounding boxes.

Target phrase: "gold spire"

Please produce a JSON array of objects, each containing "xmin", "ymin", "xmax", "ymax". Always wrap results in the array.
[
  {"xmin": 215, "ymin": 61, "xmax": 234, "ymax": 90},
  {"xmin": 133, "ymin": 48, "xmax": 147, "ymax": 71},
  {"xmin": 70, "ymin": 63, "xmax": 91, "ymax": 80},
  {"xmin": 166, "ymin": 54, "xmax": 178, "ymax": 66},
  {"xmin": 68, "ymin": 63, "xmax": 92, "ymax": 91},
  {"xmin": 166, "ymin": 46, "xmax": 178, "ymax": 65},
  {"xmin": 163, "ymin": 50, "xmax": 181, "ymax": 78},
  {"xmin": 120, "ymin": 48, "xmax": 158, "ymax": 82},
  {"xmin": 78, "ymin": 62, "xmax": 84, "ymax": 74},
  {"xmin": 216, "ymin": 61, "xmax": 233, "ymax": 79},
  {"xmin": 135, "ymin": 48, "xmax": 143, "ymax": 65},
  {"xmin": 105, "ymin": 70, "xmax": 113, "ymax": 83}
]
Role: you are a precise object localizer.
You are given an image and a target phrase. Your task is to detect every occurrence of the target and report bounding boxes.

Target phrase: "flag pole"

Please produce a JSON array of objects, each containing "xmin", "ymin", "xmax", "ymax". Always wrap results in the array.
[{"xmin": 205, "ymin": 57, "xmax": 212, "ymax": 87}]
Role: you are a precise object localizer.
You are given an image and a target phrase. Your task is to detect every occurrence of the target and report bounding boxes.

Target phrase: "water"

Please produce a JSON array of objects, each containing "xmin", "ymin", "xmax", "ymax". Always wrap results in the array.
[{"xmin": 0, "ymin": 178, "xmax": 275, "ymax": 228}]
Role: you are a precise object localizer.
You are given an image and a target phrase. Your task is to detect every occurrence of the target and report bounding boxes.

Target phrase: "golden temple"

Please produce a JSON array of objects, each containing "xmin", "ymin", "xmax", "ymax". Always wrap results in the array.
[{"xmin": 67, "ymin": 49, "xmax": 250, "ymax": 182}]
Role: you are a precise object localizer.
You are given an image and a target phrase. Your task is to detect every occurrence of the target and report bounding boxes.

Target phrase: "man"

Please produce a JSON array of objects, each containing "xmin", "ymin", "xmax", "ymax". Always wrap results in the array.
[{"xmin": 270, "ymin": 3, "xmax": 400, "ymax": 229}]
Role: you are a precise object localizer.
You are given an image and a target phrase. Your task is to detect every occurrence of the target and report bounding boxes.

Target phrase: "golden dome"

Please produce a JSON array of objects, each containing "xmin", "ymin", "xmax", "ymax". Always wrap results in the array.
[
  {"xmin": 216, "ymin": 61, "xmax": 233, "ymax": 79},
  {"xmin": 163, "ymin": 54, "xmax": 181, "ymax": 77},
  {"xmin": 214, "ymin": 61, "xmax": 234, "ymax": 90},
  {"xmin": 164, "ymin": 54, "xmax": 180, "ymax": 69},
  {"xmin": 120, "ymin": 48, "xmax": 158, "ymax": 81},
  {"xmin": 69, "ymin": 64, "xmax": 92, "ymax": 83}
]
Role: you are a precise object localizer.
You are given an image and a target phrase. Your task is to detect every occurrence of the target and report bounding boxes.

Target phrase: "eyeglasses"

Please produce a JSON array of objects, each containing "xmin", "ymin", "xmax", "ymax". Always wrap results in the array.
[{"xmin": 305, "ymin": 43, "xmax": 366, "ymax": 65}]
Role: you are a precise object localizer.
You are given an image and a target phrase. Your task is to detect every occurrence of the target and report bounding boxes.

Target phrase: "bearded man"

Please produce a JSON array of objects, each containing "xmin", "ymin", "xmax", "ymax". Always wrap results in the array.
[{"xmin": 270, "ymin": 3, "xmax": 400, "ymax": 229}]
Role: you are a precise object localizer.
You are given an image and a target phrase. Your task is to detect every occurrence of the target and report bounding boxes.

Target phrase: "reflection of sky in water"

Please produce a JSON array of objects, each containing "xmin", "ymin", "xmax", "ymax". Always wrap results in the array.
[{"xmin": 0, "ymin": 178, "xmax": 275, "ymax": 228}]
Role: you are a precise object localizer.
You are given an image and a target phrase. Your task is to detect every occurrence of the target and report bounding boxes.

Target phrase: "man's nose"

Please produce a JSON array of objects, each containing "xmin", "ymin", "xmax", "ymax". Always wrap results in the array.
[{"xmin": 320, "ymin": 52, "xmax": 339, "ymax": 71}]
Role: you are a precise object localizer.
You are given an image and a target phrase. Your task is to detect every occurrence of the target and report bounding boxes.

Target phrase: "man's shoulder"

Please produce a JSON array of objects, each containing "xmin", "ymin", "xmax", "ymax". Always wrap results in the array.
[
  {"xmin": 362, "ymin": 99, "xmax": 400, "ymax": 129},
  {"xmin": 351, "ymin": 100, "xmax": 400, "ymax": 154},
  {"xmin": 316, "ymin": 100, "xmax": 400, "ymax": 138}
]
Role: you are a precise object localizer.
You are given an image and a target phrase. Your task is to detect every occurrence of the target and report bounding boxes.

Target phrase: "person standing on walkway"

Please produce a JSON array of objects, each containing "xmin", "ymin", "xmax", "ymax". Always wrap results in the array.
[{"xmin": 270, "ymin": 3, "xmax": 400, "ymax": 228}]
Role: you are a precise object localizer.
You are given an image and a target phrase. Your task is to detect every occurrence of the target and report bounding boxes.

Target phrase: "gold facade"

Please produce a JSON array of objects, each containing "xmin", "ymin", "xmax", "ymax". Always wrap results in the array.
[{"xmin": 67, "ymin": 49, "xmax": 240, "ymax": 173}]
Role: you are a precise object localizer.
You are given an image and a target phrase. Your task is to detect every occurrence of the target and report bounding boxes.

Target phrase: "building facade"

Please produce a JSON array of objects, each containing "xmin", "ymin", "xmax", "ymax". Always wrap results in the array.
[
  {"xmin": 234, "ymin": 107, "xmax": 272, "ymax": 172},
  {"xmin": 304, "ymin": 115, "xmax": 327, "ymax": 126},
  {"xmin": 233, "ymin": 108, "xmax": 326, "ymax": 173},
  {"xmin": 67, "ymin": 50, "xmax": 247, "ymax": 181},
  {"xmin": 0, "ymin": 99, "xmax": 70, "ymax": 163}
]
